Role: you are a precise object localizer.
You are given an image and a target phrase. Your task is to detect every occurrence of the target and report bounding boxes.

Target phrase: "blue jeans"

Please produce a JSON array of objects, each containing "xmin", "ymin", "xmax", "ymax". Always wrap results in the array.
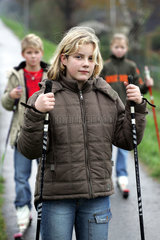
[
  {"xmin": 41, "ymin": 196, "xmax": 112, "ymax": 240},
  {"xmin": 116, "ymin": 147, "xmax": 129, "ymax": 177},
  {"xmin": 14, "ymin": 147, "xmax": 34, "ymax": 209}
]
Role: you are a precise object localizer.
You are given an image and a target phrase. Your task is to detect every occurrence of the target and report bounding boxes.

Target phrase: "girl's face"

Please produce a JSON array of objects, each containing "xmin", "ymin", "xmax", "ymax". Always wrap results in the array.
[
  {"xmin": 110, "ymin": 39, "xmax": 128, "ymax": 58},
  {"xmin": 61, "ymin": 43, "xmax": 96, "ymax": 82},
  {"xmin": 22, "ymin": 47, "xmax": 43, "ymax": 70}
]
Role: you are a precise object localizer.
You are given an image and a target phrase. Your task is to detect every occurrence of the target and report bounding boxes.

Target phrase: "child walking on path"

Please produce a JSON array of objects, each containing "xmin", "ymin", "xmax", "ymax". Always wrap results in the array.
[
  {"xmin": 1, "ymin": 33, "xmax": 49, "ymax": 234},
  {"xmin": 101, "ymin": 33, "xmax": 153, "ymax": 198},
  {"xmin": 17, "ymin": 27, "xmax": 147, "ymax": 240}
]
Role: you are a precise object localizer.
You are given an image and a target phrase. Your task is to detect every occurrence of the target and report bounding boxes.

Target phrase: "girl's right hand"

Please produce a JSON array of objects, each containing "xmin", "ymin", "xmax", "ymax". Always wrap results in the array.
[{"xmin": 35, "ymin": 93, "xmax": 55, "ymax": 113}]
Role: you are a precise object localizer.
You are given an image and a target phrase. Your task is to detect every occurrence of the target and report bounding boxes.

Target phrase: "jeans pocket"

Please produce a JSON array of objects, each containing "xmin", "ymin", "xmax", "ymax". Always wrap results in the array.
[
  {"xmin": 88, "ymin": 209, "xmax": 112, "ymax": 240},
  {"xmin": 89, "ymin": 209, "xmax": 112, "ymax": 223}
]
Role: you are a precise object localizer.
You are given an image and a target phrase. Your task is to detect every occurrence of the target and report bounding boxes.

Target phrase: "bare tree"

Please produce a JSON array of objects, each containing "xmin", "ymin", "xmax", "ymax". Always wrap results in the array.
[{"xmin": 55, "ymin": 0, "xmax": 83, "ymax": 30}]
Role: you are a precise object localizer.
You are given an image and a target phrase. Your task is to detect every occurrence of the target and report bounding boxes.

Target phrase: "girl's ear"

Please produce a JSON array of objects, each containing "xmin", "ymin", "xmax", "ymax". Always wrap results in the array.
[{"xmin": 60, "ymin": 54, "xmax": 67, "ymax": 66}]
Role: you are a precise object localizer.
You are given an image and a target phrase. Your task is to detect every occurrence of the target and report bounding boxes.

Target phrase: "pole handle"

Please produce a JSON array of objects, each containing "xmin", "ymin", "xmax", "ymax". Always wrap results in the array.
[
  {"xmin": 128, "ymin": 74, "xmax": 134, "ymax": 84},
  {"xmin": 144, "ymin": 66, "xmax": 151, "ymax": 80},
  {"xmin": 128, "ymin": 75, "xmax": 135, "ymax": 106},
  {"xmin": 44, "ymin": 80, "xmax": 52, "ymax": 94}
]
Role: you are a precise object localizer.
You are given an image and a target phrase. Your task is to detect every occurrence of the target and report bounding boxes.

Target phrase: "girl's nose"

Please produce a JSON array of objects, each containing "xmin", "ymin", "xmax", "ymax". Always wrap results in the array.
[
  {"xmin": 31, "ymin": 53, "xmax": 36, "ymax": 57},
  {"xmin": 83, "ymin": 58, "xmax": 89, "ymax": 66}
]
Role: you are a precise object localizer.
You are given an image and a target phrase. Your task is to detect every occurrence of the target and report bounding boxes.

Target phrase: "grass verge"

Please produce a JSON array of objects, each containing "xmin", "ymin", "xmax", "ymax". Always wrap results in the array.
[
  {"xmin": 138, "ymin": 89, "xmax": 160, "ymax": 182},
  {"xmin": 1, "ymin": 17, "xmax": 56, "ymax": 62},
  {"xmin": 0, "ymin": 177, "xmax": 7, "ymax": 240}
]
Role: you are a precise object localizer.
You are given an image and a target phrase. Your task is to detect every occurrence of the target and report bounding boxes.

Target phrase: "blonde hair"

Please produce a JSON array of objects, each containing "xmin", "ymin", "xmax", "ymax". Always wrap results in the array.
[
  {"xmin": 48, "ymin": 26, "xmax": 103, "ymax": 80},
  {"xmin": 21, "ymin": 33, "xmax": 44, "ymax": 53},
  {"xmin": 110, "ymin": 33, "xmax": 129, "ymax": 47}
]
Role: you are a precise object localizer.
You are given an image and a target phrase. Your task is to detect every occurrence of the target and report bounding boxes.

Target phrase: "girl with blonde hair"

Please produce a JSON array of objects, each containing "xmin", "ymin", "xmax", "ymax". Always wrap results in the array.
[
  {"xmin": 48, "ymin": 26, "xmax": 103, "ymax": 80},
  {"xmin": 17, "ymin": 26, "xmax": 146, "ymax": 240}
]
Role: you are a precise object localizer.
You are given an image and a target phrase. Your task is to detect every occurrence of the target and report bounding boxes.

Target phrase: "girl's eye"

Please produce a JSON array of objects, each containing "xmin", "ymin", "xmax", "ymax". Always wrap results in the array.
[
  {"xmin": 89, "ymin": 56, "xmax": 93, "ymax": 61},
  {"xmin": 75, "ymin": 55, "xmax": 81, "ymax": 59}
]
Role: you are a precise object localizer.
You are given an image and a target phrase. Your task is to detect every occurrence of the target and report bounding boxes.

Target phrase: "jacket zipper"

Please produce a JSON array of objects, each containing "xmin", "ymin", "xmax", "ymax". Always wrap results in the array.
[
  {"xmin": 79, "ymin": 90, "xmax": 93, "ymax": 198},
  {"xmin": 117, "ymin": 64, "xmax": 120, "ymax": 82}
]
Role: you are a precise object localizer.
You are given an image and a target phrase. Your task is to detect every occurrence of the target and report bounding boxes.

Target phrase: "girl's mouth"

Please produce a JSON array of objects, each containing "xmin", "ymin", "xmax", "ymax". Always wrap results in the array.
[{"xmin": 79, "ymin": 70, "xmax": 89, "ymax": 74}]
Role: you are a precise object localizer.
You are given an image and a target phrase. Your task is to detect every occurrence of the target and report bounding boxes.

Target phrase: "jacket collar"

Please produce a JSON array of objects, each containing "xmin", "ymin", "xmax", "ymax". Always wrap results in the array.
[
  {"xmin": 40, "ymin": 74, "xmax": 118, "ymax": 102},
  {"xmin": 110, "ymin": 54, "xmax": 126, "ymax": 62},
  {"xmin": 14, "ymin": 61, "xmax": 49, "ymax": 72},
  {"xmin": 58, "ymin": 73, "xmax": 93, "ymax": 93}
]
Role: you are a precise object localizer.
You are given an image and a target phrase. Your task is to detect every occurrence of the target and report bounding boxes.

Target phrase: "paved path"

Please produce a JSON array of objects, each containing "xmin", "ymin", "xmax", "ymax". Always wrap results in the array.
[
  {"xmin": 0, "ymin": 19, "xmax": 160, "ymax": 240},
  {"xmin": 109, "ymin": 147, "xmax": 160, "ymax": 240},
  {"xmin": 0, "ymin": 19, "xmax": 37, "ymax": 239}
]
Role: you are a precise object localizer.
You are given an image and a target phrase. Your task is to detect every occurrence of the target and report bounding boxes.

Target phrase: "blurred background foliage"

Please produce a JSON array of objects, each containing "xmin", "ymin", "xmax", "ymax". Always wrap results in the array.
[{"xmin": 0, "ymin": 0, "xmax": 160, "ymax": 87}]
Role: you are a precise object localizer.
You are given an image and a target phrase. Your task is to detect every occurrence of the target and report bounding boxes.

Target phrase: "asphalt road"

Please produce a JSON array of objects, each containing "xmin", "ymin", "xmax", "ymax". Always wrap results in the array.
[{"xmin": 0, "ymin": 19, "xmax": 160, "ymax": 240}]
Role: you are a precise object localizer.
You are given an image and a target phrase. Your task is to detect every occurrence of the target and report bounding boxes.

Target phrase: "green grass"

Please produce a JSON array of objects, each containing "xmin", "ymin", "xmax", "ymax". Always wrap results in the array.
[
  {"xmin": 138, "ymin": 89, "xmax": 160, "ymax": 181},
  {"xmin": 0, "ymin": 177, "xmax": 7, "ymax": 240}
]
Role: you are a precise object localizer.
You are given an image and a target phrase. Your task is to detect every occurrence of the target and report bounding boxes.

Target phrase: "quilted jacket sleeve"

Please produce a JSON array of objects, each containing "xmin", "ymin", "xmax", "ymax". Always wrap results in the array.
[
  {"xmin": 17, "ymin": 90, "xmax": 46, "ymax": 160},
  {"xmin": 112, "ymin": 97, "xmax": 147, "ymax": 150}
]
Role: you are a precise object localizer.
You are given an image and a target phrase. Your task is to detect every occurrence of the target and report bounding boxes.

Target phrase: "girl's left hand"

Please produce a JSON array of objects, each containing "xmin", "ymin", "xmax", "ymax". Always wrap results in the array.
[{"xmin": 124, "ymin": 82, "xmax": 142, "ymax": 104}]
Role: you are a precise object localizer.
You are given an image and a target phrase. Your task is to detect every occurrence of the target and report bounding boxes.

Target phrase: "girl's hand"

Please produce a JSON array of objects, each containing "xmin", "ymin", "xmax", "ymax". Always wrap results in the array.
[
  {"xmin": 35, "ymin": 93, "xmax": 55, "ymax": 113},
  {"xmin": 124, "ymin": 82, "xmax": 142, "ymax": 104},
  {"xmin": 9, "ymin": 86, "xmax": 23, "ymax": 99}
]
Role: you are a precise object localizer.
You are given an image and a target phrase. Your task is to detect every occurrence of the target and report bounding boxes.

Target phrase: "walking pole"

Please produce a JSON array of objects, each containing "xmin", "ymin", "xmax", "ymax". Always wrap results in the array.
[
  {"xmin": 0, "ymin": 97, "xmax": 19, "ymax": 175},
  {"xmin": 144, "ymin": 66, "xmax": 160, "ymax": 152},
  {"xmin": 35, "ymin": 80, "xmax": 53, "ymax": 240},
  {"xmin": 128, "ymin": 75, "xmax": 145, "ymax": 240}
]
